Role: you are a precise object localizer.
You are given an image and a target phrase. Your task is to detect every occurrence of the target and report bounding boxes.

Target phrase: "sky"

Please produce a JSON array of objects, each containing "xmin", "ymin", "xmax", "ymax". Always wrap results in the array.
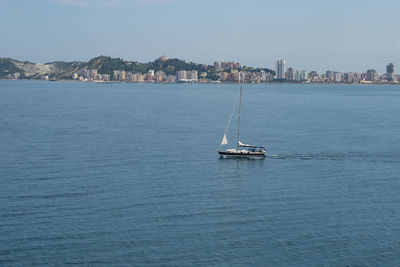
[{"xmin": 1, "ymin": 0, "xmax": 399, "ymax": 73}]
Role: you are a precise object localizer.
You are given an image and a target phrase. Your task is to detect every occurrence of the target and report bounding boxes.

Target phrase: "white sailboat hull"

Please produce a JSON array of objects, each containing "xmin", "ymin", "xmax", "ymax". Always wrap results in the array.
[{"xmin": 218, "ymin": 149, "xmax": 266, "ymax": 158}]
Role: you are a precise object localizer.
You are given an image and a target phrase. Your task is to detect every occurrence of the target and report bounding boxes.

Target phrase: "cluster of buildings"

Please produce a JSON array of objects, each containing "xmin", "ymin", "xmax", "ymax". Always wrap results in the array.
[
  {"xmin": 72, "ymin": 69, "xmax": 110, "ymax": 82},
  {"xmin": 275, "ymin": 60, "xmax": 399, "ymax": 84},
  {"xmin": 4, "ymin": 57, "xmax": 400, "ymax": 84},
  {"xmin": 213, "ymin": 61, "xmax": 275, "ymax": 83},
  {"xmin": 6, "ymin": 72, "xmax": 51, "ymax": 81},
  {"xmin": 72, "ymin": 68, "xmax": 198, "ymax": 83},
  {"xmin": 72, "ymin": 60, "xmax": 275, "ymax": 83},
  {"xmin": 5, "ymin": 72, "xmax": 21, "ymax": 80}
]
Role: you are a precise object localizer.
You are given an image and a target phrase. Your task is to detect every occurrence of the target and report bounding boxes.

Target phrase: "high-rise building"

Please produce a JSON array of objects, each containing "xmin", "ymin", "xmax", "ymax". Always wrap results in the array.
[
  {"xmin": 213, "ymin": 61, "xmax": 221, "ymax": 71},
  {"xmin": 344, "ymin": 73, "xmax": 353, "ymax": 83},
  {"xmin": 286, "ymin": 67, "xmax": 295, "ymax": 81},
  {"xmin": 326, "ymin": 70, "xmax": 335, "ymax": 80},
  {"xmin": 308, "ymin": 71, "xmax": 318, "ymax": 81},
  {"xmin": 79, "ymin": 68, "xmax": 89, "ymax": 79},
  {"xmin": 219, "ymin": 72, "xmax": 230, "ymax": 81},
  {"xmin": 88, "ymin": 69, "xmax": 98, "ymax": 80},
  {"xmin": 334, "ymin": 72, "xmax": 342, "ymax": 83},
  {"xmin": 126, "ymin": 72, "xmax": 135, "ymax": 82},
  {"xmin": 301, "ymin": 70, "xmax": 308, "ymax": 81},
  {"xmin": 231, "ymin": 69, "xmax": 240, "ymax": 82},
  {"xmin": 177, "ymin": 70, "xmax": 187, "ymax": 80},
  {"xmin": 366, "ymin": 69, "xmax": 377, "ymax": 82},
  {"xmin": 221, "ymin": 61, "xmax": 234, "ymax": 70},
  {"xmin": 294, "ymin": 70, "xmax": 308, "ymax": 81},
  {"xmin": 190, "ymin": 70, "xmax": 198, "ymax": 81},
  {"xmin": 155, "ymin": 70, "xmax": 165, "ymax": 82},
  {"xmin": 113, "ymin": 70, "xmax": 120, "ymax": 81},
  {"xmin": 352, "ymin": 72, "xmax": 361, "ymax": 83},
  {"xmin": 275, "ymin": 59, "xmax": 286, "ymax": 80},
  {"xmin": 295, "ymin": 70, "xmax": 301, "ymax": 81},
  {"xmin": 239, "ymin": 72, "xmax": 247, "ymax": 82},
  {"xmin": 113, "ymin": 70, "xmax": 126, "ymax": 81},
  {"xmin": 386, "ymin": 63, "xmax": 394, "ymax": 81}
]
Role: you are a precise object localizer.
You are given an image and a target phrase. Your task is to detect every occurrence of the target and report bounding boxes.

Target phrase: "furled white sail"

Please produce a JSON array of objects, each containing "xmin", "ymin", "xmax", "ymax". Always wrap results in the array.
[{"xmin": 221, "ymin": 134, "xmax": 228, "ymax": 145}]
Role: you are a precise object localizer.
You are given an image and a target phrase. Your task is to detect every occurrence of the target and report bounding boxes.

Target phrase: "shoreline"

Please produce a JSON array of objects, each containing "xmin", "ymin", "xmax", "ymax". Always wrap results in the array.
[{"xmin": 1, "ymin": 79, "xmax": 400, "ymax": 86}]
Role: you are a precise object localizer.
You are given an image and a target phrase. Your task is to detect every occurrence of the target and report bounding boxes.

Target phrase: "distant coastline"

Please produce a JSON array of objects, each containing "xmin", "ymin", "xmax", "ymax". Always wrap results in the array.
[{"xmin": 1, "ymin": 56, "xmax": 399, "ymax": 85}]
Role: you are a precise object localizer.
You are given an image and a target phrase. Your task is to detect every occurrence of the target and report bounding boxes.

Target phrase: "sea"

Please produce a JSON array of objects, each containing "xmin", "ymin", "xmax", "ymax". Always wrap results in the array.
[{"xmin": 1, "ymin": 80, "xmax": 400, "ymax": 266}]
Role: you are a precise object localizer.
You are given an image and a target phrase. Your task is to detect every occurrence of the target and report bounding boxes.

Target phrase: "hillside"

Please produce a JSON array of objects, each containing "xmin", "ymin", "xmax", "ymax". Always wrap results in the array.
[
  {"xmin": 0, "ymin": 58, "xmax": 24, "ymax": 78},
  {"xmin": 0, "ymin": 58, "xmax": 54, "ymax": 79},
  {"xmin": 0, "ymin": 56, "xmax": 274, "ymax": 80}
]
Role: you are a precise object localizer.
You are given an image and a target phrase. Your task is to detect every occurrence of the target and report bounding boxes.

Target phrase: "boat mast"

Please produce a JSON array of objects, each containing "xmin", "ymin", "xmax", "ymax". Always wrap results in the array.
[{"xmin": 237, "ymin": 87, "xmax": 242, "ymax": 149}]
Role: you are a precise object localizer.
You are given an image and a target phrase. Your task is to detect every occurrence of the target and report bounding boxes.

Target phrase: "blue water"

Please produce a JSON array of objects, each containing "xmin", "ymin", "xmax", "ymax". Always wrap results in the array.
[{"xmin": 1, "ymin": 80, "xmax": 400, "ymax": 266}]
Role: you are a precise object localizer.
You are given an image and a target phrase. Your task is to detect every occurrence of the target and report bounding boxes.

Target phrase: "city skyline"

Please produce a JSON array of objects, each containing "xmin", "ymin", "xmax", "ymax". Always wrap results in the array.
[
  {"xmin": 2, "ymin": 55, "xmax": 399, "ymax": 84},
  {"xmin": 1, "ymin": 0, "xmax": 400, "ymax": 73}
]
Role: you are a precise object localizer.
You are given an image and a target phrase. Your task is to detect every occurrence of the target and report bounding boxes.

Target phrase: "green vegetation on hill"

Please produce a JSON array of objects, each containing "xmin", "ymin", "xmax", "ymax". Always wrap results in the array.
[
  {"xmin": 152, "ymin": 58, "xmax": 212, "ymax": 75},
  {"xmin": 85, "ymin": 56, "xmax": 213, "ymax": 76},
  {"xmin": 241, "ymin": 66, "xmax": 275, "ymax": 75},
  {"xmin": 85, "ymin": 56, "xmax": 155, "ymax": 75},
  {"xmin": 87, "ymin": 56, "xmax": 127, "ymax": 75}
]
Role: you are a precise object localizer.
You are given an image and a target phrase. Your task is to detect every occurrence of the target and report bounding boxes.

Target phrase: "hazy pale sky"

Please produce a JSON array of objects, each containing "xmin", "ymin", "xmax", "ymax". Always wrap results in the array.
[{"xmin": 1, "ymin": 0, "xmax": 399, "ymax": 73}]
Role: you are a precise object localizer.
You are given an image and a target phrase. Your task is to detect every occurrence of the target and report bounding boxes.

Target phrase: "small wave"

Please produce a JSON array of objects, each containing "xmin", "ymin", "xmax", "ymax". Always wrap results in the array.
[
  {"xmin": 4, "ymin": 191, "xmax": 93, "ymax": 200},
  {"xmin": 267, "ymin": 151, "xmax": 400, "ymax": 163}
]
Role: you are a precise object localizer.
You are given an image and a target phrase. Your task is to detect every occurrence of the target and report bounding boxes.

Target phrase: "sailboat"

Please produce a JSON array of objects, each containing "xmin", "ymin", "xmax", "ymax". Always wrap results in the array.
[{"xmin": 218, "ymin": 87, "xmax": 266, "ymax": 158}]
